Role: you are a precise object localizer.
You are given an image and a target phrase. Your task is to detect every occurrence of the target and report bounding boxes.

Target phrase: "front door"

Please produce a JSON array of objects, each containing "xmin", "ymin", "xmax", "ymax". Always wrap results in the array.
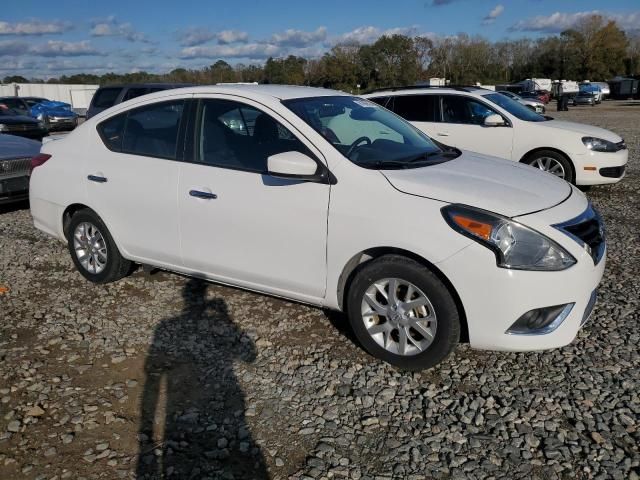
[
  {"xmin": 178, "ymin": 97, "xmax": 330, "ymax": 299},
  {"xmin": 435, "ymin": 94, "xmax": 514, "ymax": 159}
]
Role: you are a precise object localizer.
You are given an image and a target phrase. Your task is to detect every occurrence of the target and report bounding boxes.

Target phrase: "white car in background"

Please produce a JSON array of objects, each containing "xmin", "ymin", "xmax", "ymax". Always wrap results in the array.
[
  {"xmin": 365, "ymin": 86, "xmax": 627, "ymax": 186},
  {"xmin": 30, "ymin": 85, "xmax": 604, "ymax": 370},
  {"xmin": 497, "ymin": 90, "xmax": 546, "ymax": 113}
]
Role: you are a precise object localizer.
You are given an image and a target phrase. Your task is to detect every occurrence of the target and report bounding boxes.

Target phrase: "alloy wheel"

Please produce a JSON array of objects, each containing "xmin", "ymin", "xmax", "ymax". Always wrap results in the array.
[
  {"xmin": 531, "ymin": 156, "xmax": 566, "ymax": 179},
  {"xmin": 73, "ymin": 222, "xmax": 108, "ymax": 274},
  {"xmin": 360, "ymin": 278, "xmax": 438, "ymax": 356}
]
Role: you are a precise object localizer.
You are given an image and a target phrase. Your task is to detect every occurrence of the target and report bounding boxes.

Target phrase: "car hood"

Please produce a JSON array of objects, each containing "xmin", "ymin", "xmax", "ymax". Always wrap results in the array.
[
  {"xmin": 538, "ymin": 120, "xmax": 621, "ymax": 142},
  {"xmin": 0, "ymin": 134, "xmax": 41, "ymax": 160},
  {"xmin": 0, "ymin": 115, "xmax": 39, "ymax": 125},
  {"xmin": 381, "ymin": 152, "xmax": 572, "ymax": 217}
]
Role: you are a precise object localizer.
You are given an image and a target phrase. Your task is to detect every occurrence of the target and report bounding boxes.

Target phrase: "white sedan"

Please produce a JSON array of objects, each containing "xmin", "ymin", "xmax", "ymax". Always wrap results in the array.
[
  {"xmin": 30, "ymin": 85, "xmax": 604, "ymax": 370},
  {"xmin": 364, "ymin": 86, "xmax": 628, "ymax": 186}
]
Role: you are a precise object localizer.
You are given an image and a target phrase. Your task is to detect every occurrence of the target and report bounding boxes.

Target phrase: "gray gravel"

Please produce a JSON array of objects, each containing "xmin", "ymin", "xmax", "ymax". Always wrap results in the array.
[{"xmin": 1, "ymin": 100, "xmax": 639, "ymax": 479}]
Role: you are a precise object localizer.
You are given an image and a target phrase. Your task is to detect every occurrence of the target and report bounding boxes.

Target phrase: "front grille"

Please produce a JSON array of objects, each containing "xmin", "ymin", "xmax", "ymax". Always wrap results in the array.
[
  {"xmin": 553, "ymin": 204, "xmax": 605, "ymax": 265},
  {"xmin": 0, "ymin": 157, "xmax": 31, "ymax": 179},
  {"xmin": 3, "ymin": 124, "xmax": 37, "ymax": 132},
  {"xmin": 600, "ymin": 166, "xmax": 626, "ymax": 178}
]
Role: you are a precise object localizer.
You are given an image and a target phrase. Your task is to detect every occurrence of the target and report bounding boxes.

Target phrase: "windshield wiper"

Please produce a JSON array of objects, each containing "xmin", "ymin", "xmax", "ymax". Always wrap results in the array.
[{"xmin": 398, "ymin": 149, "xmax": 459, "ymax": 164}]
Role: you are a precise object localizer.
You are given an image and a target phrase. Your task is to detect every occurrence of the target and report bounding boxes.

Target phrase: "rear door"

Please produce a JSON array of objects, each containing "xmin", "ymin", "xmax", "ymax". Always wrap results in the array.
[
  {"xmin": 87, "ymin": 95, "xmax": 190, "ymax": 267},
  {"xmin": 436, "ymin": 94, "xmax": 514, "ymax": 159},
  {"xmin": 388, "ymin": 94, "xmax": 441, "ymax": 139}
]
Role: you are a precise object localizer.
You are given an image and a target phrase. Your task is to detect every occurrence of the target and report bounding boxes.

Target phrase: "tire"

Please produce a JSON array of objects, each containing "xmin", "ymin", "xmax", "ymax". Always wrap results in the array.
[
  {"xmin": 345, "ymin": 255, "xmax": 460, "ymax": 371},
  {"xmin": 66, "ymin": 209, "xmax": 131, "ymax": 284},
  {"xmin": 524, "ymin": 150, "xmax": 575, "ymax": 184}
]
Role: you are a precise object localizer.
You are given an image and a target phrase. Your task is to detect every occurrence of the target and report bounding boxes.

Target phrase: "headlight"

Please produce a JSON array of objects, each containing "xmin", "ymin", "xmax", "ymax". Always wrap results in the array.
[
  {"xmin": 582, "ymin": 137, "xmax": 618, "ymax": 152},
  {"xmin": 442, "ymin": 205, "xmax": 576, "ymax": 271},
  {"xmin": 0, "ymin": 124, "xmax": 6, "ymax": 132},
  {"xmin": 37, "ymin": 113, "xmax": 44, "ymax": 120}
]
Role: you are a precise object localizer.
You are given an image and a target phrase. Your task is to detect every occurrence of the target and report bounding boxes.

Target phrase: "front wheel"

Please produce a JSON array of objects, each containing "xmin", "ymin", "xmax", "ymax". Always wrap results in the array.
[
  {"xmin": 524, "ymin": 150, "xmax": 574, "ymax": 184},
  {"xmin": 66, "ymin": 209, "xmax": 132, "ymax": 283},
  {"xmin": 346, "ymin": 255, "xmax": 460, "ymax": 371}
]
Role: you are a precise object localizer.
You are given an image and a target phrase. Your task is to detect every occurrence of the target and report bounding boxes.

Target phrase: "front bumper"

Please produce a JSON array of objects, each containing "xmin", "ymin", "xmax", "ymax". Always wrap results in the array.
[
  {"xmin": 0, "ymin": 175, "xmax": 29, "ymax": 204},
  {"xmin": 45, "ymin": 116, "xmax": 77, "ymax": 132},
  {"xmin": 437, "ymin": 194, "xmax": 605, "ymax": 351},
  {"xmin": 572, "ymin": 148, "xmax": 628, "ymax": 185}
]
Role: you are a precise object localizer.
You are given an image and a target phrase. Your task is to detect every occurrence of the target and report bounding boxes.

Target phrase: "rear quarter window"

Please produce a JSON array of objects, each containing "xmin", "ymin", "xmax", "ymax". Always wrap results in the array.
[
  {"xmin": 92, "ymin": 88, "xmax": 123, "ymax": 109},
  {"xmin": 97, "ymin": 113, "xmax": 127, "ymax": 151}
]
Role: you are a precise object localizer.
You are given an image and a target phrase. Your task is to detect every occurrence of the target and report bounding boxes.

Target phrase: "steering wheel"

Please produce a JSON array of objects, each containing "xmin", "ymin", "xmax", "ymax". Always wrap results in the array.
[{"xmin": 345, "ymin": 136, "xmax": 372, "ymax": 158}]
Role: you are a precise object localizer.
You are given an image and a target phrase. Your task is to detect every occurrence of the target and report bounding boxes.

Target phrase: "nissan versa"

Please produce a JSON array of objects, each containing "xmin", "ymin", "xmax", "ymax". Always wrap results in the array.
[{"xmin": 29, "ymin": 85, "xmax": 604, "ymax": 370}]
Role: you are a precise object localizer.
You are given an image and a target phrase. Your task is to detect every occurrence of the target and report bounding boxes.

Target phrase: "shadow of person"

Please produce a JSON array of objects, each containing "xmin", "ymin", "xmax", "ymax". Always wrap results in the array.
[{"xmin": 136, "ymin": 278, "xmax": 268, "ymax": 479}]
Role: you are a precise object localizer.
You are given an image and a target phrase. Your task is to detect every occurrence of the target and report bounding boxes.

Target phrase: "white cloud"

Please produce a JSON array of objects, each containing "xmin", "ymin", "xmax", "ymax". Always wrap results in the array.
[
  {"xmin": 510, "ymin": 10, "xmax": 640, "ymax": 33},
  {"xmin": 0, "ymin": 20, "xmax": 72, "ymax": 36},
  {"xmin": 332, "ymin": 25, "xmax": 420, "ymax": 45},
  {"xmin": 90, "ymin": 17, "xmax": 149, "ymax": 43},
  {"xmin": 217, "ymin": 30, "xmax": 249, "ymax": 45},
  {"xmin": 483, "ymin": 5, "xmax": 504, "ymax": 25},
  {"xmin": 179, "ymin": 42, "xmax": 283, "ymax": 60},
  {"xmin": 270, "ymin": 27, "xmax": 327, "ymax": 47},
  {"xmin": 178, "ymin": 27, "xmax": 249, "ymax": 47},
  {"xmin": 29, "ymin": 40, "xmax": 105, "ymax": 57}
]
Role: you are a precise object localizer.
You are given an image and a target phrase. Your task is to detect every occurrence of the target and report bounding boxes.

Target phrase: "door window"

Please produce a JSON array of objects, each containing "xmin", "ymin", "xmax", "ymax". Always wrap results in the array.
[
  {"xmin": 122, "ymin": 87, "xmax": 150, "ymax": 102},
  {"xmin": 195, "ymin": 99, "xmax": 310, "ymax": 173},
  {"xmin": 92, "ymin": 88, "xmax": 122, "ymax": 109},
  {"xmin": 441, "ymin": 95, "xmax": 497, "ymax": 125},
  {"xmin": 121, "ymin": 101, "xmax": 185, "ymax": 159},
  {"xmin": 391, "ymin": 94, "xmax": 439, "ymax": 122}
]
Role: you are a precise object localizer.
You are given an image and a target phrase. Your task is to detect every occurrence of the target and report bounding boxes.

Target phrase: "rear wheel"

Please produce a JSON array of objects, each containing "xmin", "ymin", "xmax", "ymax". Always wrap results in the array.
[
  {"xmin": 346, "ymin": 255, "xmax": 460, "ymax": 371},
  {"xmin": 524, "ymin": 150, "xmax": 574, "ymax": 184},
  {"xmin": 66, "ymin": 210, "xmax": 131, "ymax": 283}
]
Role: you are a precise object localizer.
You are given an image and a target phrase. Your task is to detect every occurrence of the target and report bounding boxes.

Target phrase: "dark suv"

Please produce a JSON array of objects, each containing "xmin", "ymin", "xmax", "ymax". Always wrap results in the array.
[{"xmin": 86, "ymin": 83, "xmax": 194, "ymax": 119}]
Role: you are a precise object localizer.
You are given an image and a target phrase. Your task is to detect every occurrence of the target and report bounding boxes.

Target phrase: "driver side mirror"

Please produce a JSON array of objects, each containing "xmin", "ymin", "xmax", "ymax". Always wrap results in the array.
[
  {"xmin": 267, "ymin": 151, "xmax": 333, "ymax": 184},
  {"xmin": 484, "ymin": 114, "xmax": 506, "ymax": 127}
]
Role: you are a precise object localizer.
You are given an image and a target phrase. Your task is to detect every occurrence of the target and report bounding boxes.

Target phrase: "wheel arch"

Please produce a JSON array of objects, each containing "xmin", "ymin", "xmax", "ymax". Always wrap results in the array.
[
  {"xmin": 336, "ymin": 247, "xmax": 469, "ymax": 342},
  {"xmin": 520, "ymin": 147, "xmax": 575, "ymax": 181}
]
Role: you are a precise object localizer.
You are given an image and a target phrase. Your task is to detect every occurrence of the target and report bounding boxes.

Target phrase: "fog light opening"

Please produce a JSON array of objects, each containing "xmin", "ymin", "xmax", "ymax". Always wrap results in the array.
[{"xmin": 506, "ymin": 303, "xmax": 574, "ymax": 335}]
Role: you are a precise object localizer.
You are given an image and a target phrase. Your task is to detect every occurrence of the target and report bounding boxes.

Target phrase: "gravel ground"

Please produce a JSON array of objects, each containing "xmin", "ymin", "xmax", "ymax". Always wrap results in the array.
[{"xmin": 1, "ymin": 100, "xmax": 639, "ymax": 480}]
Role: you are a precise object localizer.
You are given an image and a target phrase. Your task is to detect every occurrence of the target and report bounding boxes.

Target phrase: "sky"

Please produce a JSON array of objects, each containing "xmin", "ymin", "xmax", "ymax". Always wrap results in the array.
[{"xmin": 1, "ymin": 0, "xmax": 639, "ymax": 79}]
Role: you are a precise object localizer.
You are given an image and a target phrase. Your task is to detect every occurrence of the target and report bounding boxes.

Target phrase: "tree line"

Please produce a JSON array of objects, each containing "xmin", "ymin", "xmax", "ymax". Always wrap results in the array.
[{"xmin": 4, "ymin": 15, "xmax": 639, "ymax": 93}]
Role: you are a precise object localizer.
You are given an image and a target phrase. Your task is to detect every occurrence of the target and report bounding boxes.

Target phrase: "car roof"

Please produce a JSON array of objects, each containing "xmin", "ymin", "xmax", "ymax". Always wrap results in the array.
[
  {"xmin": 95, "ymin": 83, "xmax": 195, "ymax": 90},
  {"xmin": 120, "ymin": 84, "xmax": 349, "ymax": 101},
  {"xmin": 364, "ymin": 86, "xmax": 489, "ymax": 97}
]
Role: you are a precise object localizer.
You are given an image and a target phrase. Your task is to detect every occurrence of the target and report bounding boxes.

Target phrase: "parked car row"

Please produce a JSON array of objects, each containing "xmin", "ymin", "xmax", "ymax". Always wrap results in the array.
[
  {"xmin": 27, "ymin": 83, "xmax": 619, "ymax": 370},
  {"xmin": 0, "ymin": 96, "xmax": 79, "ymax": 139}
]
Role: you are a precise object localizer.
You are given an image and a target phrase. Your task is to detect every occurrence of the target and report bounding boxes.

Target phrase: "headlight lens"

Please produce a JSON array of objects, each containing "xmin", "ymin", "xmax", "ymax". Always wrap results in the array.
[
  {"xmin": 0, "ymin": 124, "xmax": 6, "ymax": 132},
  {"xmin": 582, "ymin": 136, "xmax": 618, "ymax": 152},
  {"xmin": 442, "ymin": 205, "xmax": 576, "ymax": 271}
]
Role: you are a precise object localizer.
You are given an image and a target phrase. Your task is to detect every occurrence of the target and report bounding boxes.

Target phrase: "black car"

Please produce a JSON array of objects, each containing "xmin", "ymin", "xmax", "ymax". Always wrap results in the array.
[
  {"xmin": 0, "ymin": 96, "xmax": 31, "ymax": 116},
  {"xmin": 0, "ymin": 133, "xmax": 41, "ymax": 204},
  {"xmin": 86, "ymin": 83, "xmax": 194, "ymax": 119},
  {"xmin": 0, "ymin": 105, "xmax": 47, "ymax": 140}
]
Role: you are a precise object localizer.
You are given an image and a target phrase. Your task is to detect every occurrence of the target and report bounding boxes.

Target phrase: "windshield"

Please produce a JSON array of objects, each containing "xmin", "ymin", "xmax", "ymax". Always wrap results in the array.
[
  {"xmin": 483, "ymin": 93, "xmax": 549, "ymax": 122},
  {"xmin": 282, "ymin": 96, "xmax": 456, "ymax": 169}
]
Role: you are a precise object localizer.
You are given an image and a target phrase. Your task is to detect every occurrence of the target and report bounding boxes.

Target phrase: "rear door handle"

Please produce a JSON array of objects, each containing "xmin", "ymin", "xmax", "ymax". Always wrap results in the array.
[
  {"xmin": 87, "ymin": 175, "xmax": 107, "ymax": 183},
  {"xmin": 189, "ymin": 190, "xmax": 217, "ymax": 200}
]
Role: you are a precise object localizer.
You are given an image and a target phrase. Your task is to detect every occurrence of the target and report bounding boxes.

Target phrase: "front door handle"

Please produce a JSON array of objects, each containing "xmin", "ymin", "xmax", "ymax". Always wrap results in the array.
[
  {"xmin": 189, "ymin": 190, "xmax": 217, "ymax": 200},
  {"xmin": 436, "ymin": 132, "xmax": 449, "ymax": 137},
  {"xmin": 87, "ymin": 175, "xmax": 107, "ymax": 183}
]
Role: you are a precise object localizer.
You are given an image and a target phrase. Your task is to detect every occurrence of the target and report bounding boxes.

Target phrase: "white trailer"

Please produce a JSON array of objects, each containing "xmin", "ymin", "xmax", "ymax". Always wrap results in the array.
[
  {"xmin": 0, "ymin": 83, "xmax": 99, "ymax": 115},
  {"xmin": 520, "ymin": 78, "xmax": 553, "ymax": 92}
]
